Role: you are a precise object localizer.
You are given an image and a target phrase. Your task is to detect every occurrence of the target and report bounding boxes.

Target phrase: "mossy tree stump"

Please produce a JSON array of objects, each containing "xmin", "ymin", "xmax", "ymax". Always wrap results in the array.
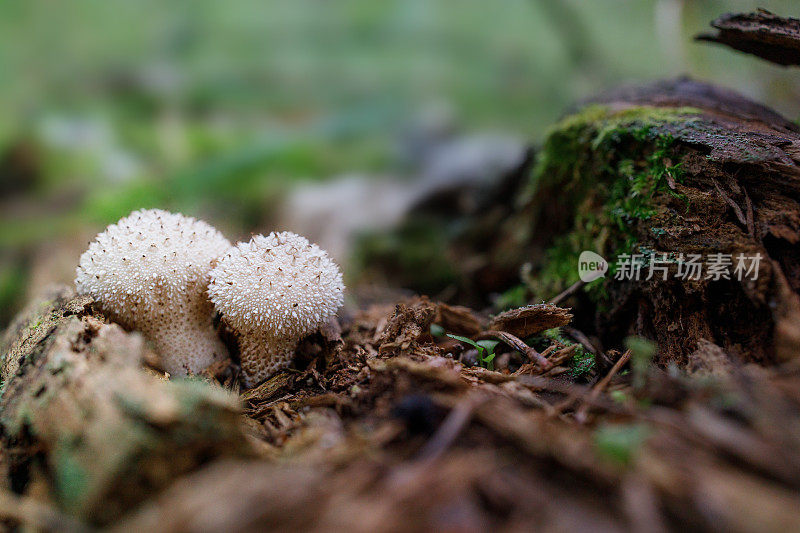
[
  {"xmin": 361, "ymin": 78, "xmax": 800, "ymax": 367},
  {"xmin": 517, "ymin": 78, "xmax": 800, "ymax": 365}
]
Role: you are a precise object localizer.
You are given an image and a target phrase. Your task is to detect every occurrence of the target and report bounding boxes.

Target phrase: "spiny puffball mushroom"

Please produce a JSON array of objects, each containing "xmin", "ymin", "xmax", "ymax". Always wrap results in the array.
[
  {"xmin": 208, "ymin": 231, "xmax": 345, "ymax": 385},
  {"xmin": 75, "ymin": 208, "xmax": 232, "ymax": 376}
]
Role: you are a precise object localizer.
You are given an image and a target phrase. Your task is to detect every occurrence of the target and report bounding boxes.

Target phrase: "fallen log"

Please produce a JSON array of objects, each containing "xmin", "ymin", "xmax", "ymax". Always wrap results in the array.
[{"xmin": 0, "ymin": 286, "xmax": 250, "ymax": 526}]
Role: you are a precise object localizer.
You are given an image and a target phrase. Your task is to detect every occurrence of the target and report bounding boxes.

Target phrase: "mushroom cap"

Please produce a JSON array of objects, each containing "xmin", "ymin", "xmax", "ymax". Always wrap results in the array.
[
  {"xmin": 75, "ymin": 208, "xmax": 232, "ymax": 329},
  {"xmin": 208, "ymin": 231, "xmax": 345, "ymax": 340}
]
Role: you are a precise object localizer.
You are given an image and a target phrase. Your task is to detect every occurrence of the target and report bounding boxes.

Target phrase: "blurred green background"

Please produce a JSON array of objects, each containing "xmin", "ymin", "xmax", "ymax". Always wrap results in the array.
[{"xmin": 1, "ymin": 0, "xmax": 799, "ymax": 325}]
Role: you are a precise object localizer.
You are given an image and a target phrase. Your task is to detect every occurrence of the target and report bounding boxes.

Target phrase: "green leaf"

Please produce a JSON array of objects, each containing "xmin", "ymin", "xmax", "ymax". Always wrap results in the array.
[
  {"xmin": 448, "ymin": 334, "xmax": 494, "ymax": 368},
  {"xmin": 446, "ymin": 334, "xmax": 483, "ymax": 354},
  {"xmin": 480, "ymin": 351, "xmax": 497, "ymax": 371},
  {"xmin": 476, "ymin": 340, "xmax": 499, "ymax": 353}
]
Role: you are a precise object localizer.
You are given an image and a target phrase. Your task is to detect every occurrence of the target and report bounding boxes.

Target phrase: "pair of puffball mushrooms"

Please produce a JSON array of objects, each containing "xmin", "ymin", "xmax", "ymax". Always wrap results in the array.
[{"xmin": 75, "ymin": 208, "xmax": 345, "ymax": 385}]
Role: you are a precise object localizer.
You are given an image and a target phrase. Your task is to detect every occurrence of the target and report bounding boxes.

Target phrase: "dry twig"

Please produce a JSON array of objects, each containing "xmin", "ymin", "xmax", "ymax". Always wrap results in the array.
[
  {"xmin": 575, "ymin": 349, "xmax": 632, "ymax": 424},
  {"xmin": 476, "ymin": 330, "xmax": 551, "ymax": 369}
]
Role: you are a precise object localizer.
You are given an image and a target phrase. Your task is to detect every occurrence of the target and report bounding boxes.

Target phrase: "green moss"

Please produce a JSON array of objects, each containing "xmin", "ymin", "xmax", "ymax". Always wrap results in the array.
[
  {"xmin": 531, "ymin": 104, "xmax": 697, "ymax": 188},
  {"xmin": 527, "ymin": 105, "xmax": 699, "ymax": 301},
  {"xmin": 541, "ymin": 327, "xmax": 595, "ymax": 379}
]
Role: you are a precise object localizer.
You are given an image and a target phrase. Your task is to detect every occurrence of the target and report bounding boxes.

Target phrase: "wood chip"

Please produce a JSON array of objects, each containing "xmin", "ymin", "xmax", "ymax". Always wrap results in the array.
[
  {"xmin": 435, "ymin": 303, "xmax": 484, "ymax": 336},
  {"xmin": 487, "ymin": 304, "xmax": 572, "ymax": 339}
]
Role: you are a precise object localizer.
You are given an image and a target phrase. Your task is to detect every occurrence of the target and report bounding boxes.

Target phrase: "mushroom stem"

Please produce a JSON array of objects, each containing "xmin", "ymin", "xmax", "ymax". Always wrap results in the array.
[
  {"xmin": 143, "ymin": 308, "xmax": 227, "ymax": 376},
  {"xmin": 238, "ymin": 336, "xmax": 297, "ymax": 386}
]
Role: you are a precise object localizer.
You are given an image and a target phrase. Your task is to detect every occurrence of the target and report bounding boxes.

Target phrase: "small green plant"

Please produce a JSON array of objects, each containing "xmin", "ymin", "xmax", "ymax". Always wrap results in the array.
[
  {"xmin": 447, "ymin": 334, "xmax": 499, "ymax": 371},
  {"xmin": 543, "ymin": 328, "xmax": 596, "ymax": 379}
]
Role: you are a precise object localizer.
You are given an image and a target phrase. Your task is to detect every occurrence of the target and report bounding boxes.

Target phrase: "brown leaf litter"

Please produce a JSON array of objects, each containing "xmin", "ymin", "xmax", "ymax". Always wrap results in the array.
[{"xmin": 201, "ymin": 296, "xmax": 800, "ymax": 532}]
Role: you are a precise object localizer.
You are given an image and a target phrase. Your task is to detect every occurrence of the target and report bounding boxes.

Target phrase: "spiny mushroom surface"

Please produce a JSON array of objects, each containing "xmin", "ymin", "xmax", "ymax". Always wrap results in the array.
[
  {"xmin": 75, "ymin": 208, "xmax": 232, "ymax": 376},
  {"xmin": 208, "ymin": 231, "xmax": 345, "ymax": 385}
]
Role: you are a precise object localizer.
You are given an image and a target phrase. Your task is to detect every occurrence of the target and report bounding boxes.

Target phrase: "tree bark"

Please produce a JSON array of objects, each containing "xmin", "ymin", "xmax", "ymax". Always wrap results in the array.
[
  {"xmin": 696, "ymin": 9, "xmax": 800, "ymax": 66},
  {"xmin": 0, "ymin": 286, "xmax": 249, "ymax": 526}
]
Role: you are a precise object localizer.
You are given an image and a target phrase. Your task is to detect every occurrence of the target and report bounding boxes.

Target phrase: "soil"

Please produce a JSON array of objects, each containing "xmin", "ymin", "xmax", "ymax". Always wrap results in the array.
[{"xmin": 2, "ymin": 289, "xmax": 800, "ymax": 532}]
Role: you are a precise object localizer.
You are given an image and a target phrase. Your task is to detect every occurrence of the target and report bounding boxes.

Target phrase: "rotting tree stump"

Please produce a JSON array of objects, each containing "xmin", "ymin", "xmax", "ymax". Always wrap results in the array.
[
  {"xmin": 516, "ymin": 77, "xmax": 800, "ymax": 366},
  {"xmin": 361, "ymin": 77, "xmax": 800, "ymax": 367},
  {"xmin": 0, "ymin": 286, "xmax": 250, "ymax": 526}
]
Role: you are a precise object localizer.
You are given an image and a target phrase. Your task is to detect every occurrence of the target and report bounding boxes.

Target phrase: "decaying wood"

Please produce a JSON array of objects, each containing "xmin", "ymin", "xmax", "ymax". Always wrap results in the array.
[
  {"xmin": 405, "ymin": 76, "xmax": 800, "ymax": 368},
  {"xmin": 0, "ymin": 286, "xmax": 250, "ymax": 526},
  {"xmin": 486, "ymin": 303, "xmax": 573, "ymax": 338},
  {"xmin": 357, "ymin": 75, "xmax": 800, "ymax": 367},
  {"xmin": 434, "ymin": 303, "xmax": 483, "ymax": 336},
  {"xmin": 568, "ymin": 78, "xmax": 800, "ymax": 365},
  {"xmin": 697, "ymin": 9, "xmax": 800, "ymax": 66}
]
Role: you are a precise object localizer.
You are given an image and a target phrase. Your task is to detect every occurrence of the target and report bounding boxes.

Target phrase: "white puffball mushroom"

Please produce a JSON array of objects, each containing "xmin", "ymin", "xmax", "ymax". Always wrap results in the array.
[
  {"xmin": 75, "ymin": 208, "xmax": 232, "ymax": 376},
  {"xmin": 208, "ymin": 231, "xmax": 345, "ymax": 386}
]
